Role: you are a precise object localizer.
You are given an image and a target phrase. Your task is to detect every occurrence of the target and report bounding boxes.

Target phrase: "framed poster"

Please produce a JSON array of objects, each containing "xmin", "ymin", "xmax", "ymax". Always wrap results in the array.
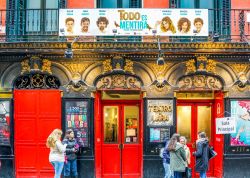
[
  {"xmin": 230, "ymin": 100, "xmax": 250, "ymax": 146},
  {"xmin": 149, "ymin": 128, "xmax": 170, "ymax": 143},
  {"xmin": 147, "ymin": 100, "xmax": 173, "ymax": 126},
  {"xmin": 0, "ymin": 100, "xmax": 10, "ymax": 146},
  {"xmin": 65, "ymin": 100, "xmax": 89, "ymax": 147}
]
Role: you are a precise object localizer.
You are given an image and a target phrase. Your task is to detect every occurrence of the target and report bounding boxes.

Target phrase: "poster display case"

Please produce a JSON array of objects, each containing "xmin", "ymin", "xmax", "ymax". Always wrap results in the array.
[
  {"xmin": 0, "ymin": 100, "xmax": 10, "ymax": 146},
  {"xmin": 65, "ymin": 100, "xmax": 89, "ymax": 147}
]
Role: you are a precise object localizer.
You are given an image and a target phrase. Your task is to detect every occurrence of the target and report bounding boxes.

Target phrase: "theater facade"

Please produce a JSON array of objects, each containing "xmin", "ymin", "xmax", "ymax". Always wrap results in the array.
[{"xmin": 0, "ymin": 41, "xmax": 250, "ymax": 178}]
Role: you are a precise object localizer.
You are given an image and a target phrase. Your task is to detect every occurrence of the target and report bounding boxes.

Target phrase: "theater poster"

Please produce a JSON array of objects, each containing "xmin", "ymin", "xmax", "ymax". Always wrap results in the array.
[
  {"xmin": 230, "ymin": 100, "xmax": 250, "ymax": 146},
  {"xmin": 59, "ymin": 9, "xmax": 208, "ymax": 36},
  {"xmin": 0, "ymin": 100, "xmax": 10, "ymax": 146}
]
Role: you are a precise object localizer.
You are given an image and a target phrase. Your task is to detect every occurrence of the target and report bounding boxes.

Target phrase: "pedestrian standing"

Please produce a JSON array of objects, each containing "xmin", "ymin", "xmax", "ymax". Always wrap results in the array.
[
  {"xmin": 192, "ymin": 132, "xmax": 209, "ymax": 178},
  {"xmin": 167, "ymin": 133, "xmax": 186, "ymax": 178},
  {"xmin": 46, "ymin": 129, "xmax": 67, "ymax": 178},
  {"xmin": 63, "ymin": 129, "xmax": 79, "ymax": 178},
  {"xmin": 162, "ymin": 139, "xmax": 172, "ymax": 178},
  {"xmin": 180, "ymin": 136, "xmax": 191, "ymax": 178}
]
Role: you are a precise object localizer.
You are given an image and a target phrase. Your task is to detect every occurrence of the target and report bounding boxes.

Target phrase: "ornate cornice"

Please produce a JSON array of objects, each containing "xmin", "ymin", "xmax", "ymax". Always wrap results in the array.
[{"xmin": 0, "ymin": 42, "xmax": 249, "ymax": 54}]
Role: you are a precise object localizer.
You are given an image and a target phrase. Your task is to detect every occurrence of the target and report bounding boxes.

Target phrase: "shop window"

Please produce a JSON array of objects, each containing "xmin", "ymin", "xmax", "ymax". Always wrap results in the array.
[{"xmin": 0, "ymin": 100, "xmax": 11, "ymax": 147}]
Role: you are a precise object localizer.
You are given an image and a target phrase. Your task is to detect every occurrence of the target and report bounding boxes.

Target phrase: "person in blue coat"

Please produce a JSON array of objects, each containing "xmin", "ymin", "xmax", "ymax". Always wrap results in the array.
[
  {"xmin": 163, "ymin": 139, "xmax": 172, "ymax": 178},
  {"xmin": 193, "ymin": 132, "xmax": 209, "ymax": 178}
]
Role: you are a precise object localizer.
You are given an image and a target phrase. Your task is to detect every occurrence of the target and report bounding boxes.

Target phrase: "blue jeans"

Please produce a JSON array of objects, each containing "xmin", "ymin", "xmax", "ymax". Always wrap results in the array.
[
  {"xmin": 64, "ymin": 159, "xmax": 78, "ymax": 176},
  {"xmin": 163, "ymin": 163, "xmax": 173, "ymax": 178},
  {"xmin": 51, "ymin": 161, "xmax": 64, "ymax": 178},
  {"xmin": 173, "ymin": 171, "xmax": 183, "ymax": 178},
  {"xmin": 199, "ymin": 171, "xmax": 206, "ymax": 178}
]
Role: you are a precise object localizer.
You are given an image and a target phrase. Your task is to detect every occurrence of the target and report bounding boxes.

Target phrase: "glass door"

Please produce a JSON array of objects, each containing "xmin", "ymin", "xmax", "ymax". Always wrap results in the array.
[
  {"xmin": 177, "ymin": 103, "xmax": 214, "ymax": 177},
  {"xmin": 102, "ymin": 104, "xmax": 141, "ymax": 178}
]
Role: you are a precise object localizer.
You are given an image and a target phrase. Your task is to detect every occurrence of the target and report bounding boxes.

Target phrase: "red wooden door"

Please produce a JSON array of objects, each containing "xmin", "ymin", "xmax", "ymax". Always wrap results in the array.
[
  {"xmin": 177, "ymin": 102, "xmax": 214, "ymax": 177},
  {"xmin": 101, "ymin": 102, "xmax": 141, "ymax": 178},
  {"xmin": 14, "ymin": 90, "xmax": 61, "ymax": 178}
]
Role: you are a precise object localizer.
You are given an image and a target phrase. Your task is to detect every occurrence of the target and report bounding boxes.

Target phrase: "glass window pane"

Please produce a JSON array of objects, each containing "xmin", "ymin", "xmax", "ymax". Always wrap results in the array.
[
  {"xmin": 100, "ymin": 0, "xmax": 118, "ymax": 8},
  {"xmin": 177, "ymin": 106, "xmax": 191, "ymax": 142},
  {"xmin": 104, "ymin": 106, "xmax": 118, "ymax": 143},
  {"xmin": 124, "ymin": 106, "xmax": 139, "ymax": 143},
  {"xmin": 122, "ymin": 0, "xmax": 129, "ymax": 8},
  {"xmin": 46, "ymin": 0, "xmax": 58, "ymax": 8},
  {"xmin": 199, "ymin": 0, "xmax": 213, "ymax": 8},
  {"xmin": 26, "ymin": 0, "xmax": 41, "ymax": 32},
  {"xmin": 45, "ymin": 0, "xmax": 58, "ymax": 31},
  {"xmin": 197, "ymin": 106, "xmax": 211, "ymax": 140},
  {"xmin": 180, "ymin": 0, "xmax": 195, "ymax": 8}
]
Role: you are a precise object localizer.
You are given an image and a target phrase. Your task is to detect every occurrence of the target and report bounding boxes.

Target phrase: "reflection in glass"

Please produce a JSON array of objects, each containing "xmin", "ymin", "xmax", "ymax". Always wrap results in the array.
[
  {"xmin": 177, "ymin": 106, "xmax": 191, "ymax": 142},
  {"xmin": 104, "ymin": 106, "xmax": 118, "ymax": 143},
  {"xmin": 0, "ymin": 101, "xmax": 10, "ymax": 145},
  {"xmin": 197, "ymin": 106, "xmax": 211, "ymax": 140},
  {"xmin": 124, "ymin": 106, "xmax": 139, "ymax": 143}
]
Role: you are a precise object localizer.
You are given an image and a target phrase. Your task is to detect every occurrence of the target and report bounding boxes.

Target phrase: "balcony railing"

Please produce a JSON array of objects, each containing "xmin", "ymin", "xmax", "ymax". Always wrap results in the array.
[{"xmin": 0, "ymin": 8, "xmax": 250, "ymax": 43}]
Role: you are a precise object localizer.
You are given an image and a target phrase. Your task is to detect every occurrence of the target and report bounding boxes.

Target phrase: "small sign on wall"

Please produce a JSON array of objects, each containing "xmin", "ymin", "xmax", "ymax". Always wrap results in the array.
[
  {"xmin": 216, "ymin": 117, "xmax": 236, "ymax": 134},
  {"xmin": 247, "ymin": 13, "xmax": 250, "ymax": 22},
  {"xmin": 147, "ymin": 100, "xmax": 173, "ymax": 126}
]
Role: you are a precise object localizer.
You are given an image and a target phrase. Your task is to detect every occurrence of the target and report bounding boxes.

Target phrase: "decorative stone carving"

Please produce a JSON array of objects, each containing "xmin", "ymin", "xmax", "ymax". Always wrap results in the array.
[
  {"xmin": 185, "ymin": 56, "xmax": 217, "ymax": 74},
  {"xmin": 14, "ymin": 73, "xmax": 60, "ymax": 89},
  {"xmin": 178, "ymin": 75, "xmax": 222, "ymax": 90},
  {"xmin": 42, "ymin": 59, "xmax": 52, "ymax": 74},
  {"xmin": 21, "ymin": 59, "xmax": 31, "ymax": 74},
  {"xmin": 96, "ymin": 74, "xmax": 141, "ymax": 89}
]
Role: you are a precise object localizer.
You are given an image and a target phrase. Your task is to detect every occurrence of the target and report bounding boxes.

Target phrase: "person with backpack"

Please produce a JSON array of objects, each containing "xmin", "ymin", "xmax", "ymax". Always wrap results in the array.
[
  {"xmin": 192, "ymin": 132, "xmax": 209, "ymax": 178},
  {"xmin": 162, "ymin": 139, "xmax": 172, "ymax": 178},
  {"xmin": 62, "ymin": 129, "xmax": 79, "ymax": 178}
]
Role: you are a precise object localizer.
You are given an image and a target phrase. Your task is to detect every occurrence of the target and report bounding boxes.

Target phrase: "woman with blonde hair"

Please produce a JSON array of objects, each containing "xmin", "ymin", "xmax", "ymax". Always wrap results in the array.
[
  {"xmin": 180, "ymin": 136, "xmax": 191, "ymax": 178},
  {"xmin": 46, "ymin": 129, "xmax": 67, "ymax": 178}
]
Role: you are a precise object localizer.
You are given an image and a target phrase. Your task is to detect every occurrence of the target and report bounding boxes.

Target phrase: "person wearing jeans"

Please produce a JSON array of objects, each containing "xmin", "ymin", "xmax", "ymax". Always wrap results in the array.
[
  {"xmin": 163, "ymin": 139, "xmax": 172, "ymax": 178},
  {"xmin": 46, "ymin": 129, "xmax": 67, "ymax": 178},
  {"xmin": 63, "ymin": 129, "xmax": 79, "ymax": 178},
  {"xmin": 193, "ymin": 132, "xmax": 210, "ymax": 178}
]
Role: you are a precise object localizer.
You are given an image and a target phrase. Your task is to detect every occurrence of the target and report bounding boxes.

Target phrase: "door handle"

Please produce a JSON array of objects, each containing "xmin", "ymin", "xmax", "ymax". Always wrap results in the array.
[
  {"xmin": 118, "ymin": 144, "xmax": 124, "ymax": 150},
  {"xmin": 192, "ymin": 142, "xmax": 196, "ymax": 148}
]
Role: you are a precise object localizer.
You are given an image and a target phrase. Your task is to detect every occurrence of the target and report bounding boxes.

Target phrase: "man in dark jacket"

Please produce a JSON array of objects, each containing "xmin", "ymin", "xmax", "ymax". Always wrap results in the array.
[{"xmin": 193, "ymin": 132, "xmax": 209, "ymax": 178}]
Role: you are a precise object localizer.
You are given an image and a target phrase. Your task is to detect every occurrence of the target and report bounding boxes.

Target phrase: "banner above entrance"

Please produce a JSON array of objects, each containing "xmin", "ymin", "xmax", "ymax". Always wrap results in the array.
[{"xmin": 59, "ymin": 9, "xmax": 208, "ymax": 36}]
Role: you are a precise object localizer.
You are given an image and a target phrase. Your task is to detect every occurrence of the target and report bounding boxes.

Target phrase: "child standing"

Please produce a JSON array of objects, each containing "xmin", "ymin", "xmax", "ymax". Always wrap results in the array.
[{"xmin": 63, "ymin": 129, "xmax": 79, "ymax": 178}]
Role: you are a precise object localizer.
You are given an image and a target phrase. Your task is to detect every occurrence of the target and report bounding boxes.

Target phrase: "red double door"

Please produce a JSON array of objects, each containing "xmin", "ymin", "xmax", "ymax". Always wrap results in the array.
[
  {"xmin": 14, "ymin": 90, "xmax": 61, "ymax": 178},
  {"xmin": 100, "ymin": 101, "xmax": 142, "ymax": 178},
  {"xmin": 177, "ymin": 101, "xmax": 217, "ymax": 177}
]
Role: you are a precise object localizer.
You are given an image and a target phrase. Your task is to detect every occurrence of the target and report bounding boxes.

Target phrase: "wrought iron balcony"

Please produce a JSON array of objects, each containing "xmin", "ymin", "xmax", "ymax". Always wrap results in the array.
[{"xmin": 0, "ymin": 8, "xmax": 249, "ymax": 43}]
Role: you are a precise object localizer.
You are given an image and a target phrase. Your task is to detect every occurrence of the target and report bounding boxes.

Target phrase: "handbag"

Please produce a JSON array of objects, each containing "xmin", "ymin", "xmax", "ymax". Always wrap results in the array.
[
  {"xmin": 185, "ymin": 167, "xmax": 192, "ymax": 178},
  {"xmin": 208, "ymin": 146, "xmax": 217, "ymax": 160}
]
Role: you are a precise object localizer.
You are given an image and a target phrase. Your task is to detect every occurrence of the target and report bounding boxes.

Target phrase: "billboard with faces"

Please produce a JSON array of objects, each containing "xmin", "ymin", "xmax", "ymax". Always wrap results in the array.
[{"xmin": 59, "ymin": 9, "xmax": 208, "ymax": 36}]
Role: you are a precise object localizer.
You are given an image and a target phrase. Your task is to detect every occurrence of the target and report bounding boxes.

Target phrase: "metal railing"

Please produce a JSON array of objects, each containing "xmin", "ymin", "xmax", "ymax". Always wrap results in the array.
[{"xmin": 0, "ymin": 8, "xmax": 249, "ymax": 43}]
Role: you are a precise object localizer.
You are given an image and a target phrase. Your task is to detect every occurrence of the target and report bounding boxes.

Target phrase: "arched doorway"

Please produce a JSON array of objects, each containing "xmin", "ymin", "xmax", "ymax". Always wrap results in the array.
[
  {"xmin": 94, "ymin": 71, "xmax": 144, "ymax": 178},
  {"xmin": 13, "ymin": 72, "xmax": 61, "ymax": 177}
]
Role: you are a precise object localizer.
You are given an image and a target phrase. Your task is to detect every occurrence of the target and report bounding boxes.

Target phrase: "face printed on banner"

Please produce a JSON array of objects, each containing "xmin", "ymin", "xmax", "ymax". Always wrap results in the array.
[
  {"xmin": 177, "ymin": 17, "xmax": 191, "ymax": 34},
  {"xmin": 81, "ymin": 17, "xmax": 90, "ymax": 33},
  {"xmin": 193, "ymin": 18, "xmax": 204, "ymax": 33},
  {"xmin": 65, "ymin": 17, "xmax": 75, "ymax": 34},
  {"xmin": 96, "ymin": 17, "xmax": 109, "ymax": 33}
]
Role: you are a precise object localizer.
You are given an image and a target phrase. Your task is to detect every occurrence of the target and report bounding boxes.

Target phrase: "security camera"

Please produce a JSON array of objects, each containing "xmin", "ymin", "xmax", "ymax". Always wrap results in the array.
[
  {"xmin": 157, "ymin": 56, "xmax": 164, "ymax": 65},
  {"xmin": 64, "ymin": 48, "xmax": 73, "ymax": 59},
  {"xmin": 152, "ymin": 29, "xmax": 157, "ymax": 35},
  {"xmin": 112, "ymin": 29, "xmax": 117, "ymax": 34}
]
